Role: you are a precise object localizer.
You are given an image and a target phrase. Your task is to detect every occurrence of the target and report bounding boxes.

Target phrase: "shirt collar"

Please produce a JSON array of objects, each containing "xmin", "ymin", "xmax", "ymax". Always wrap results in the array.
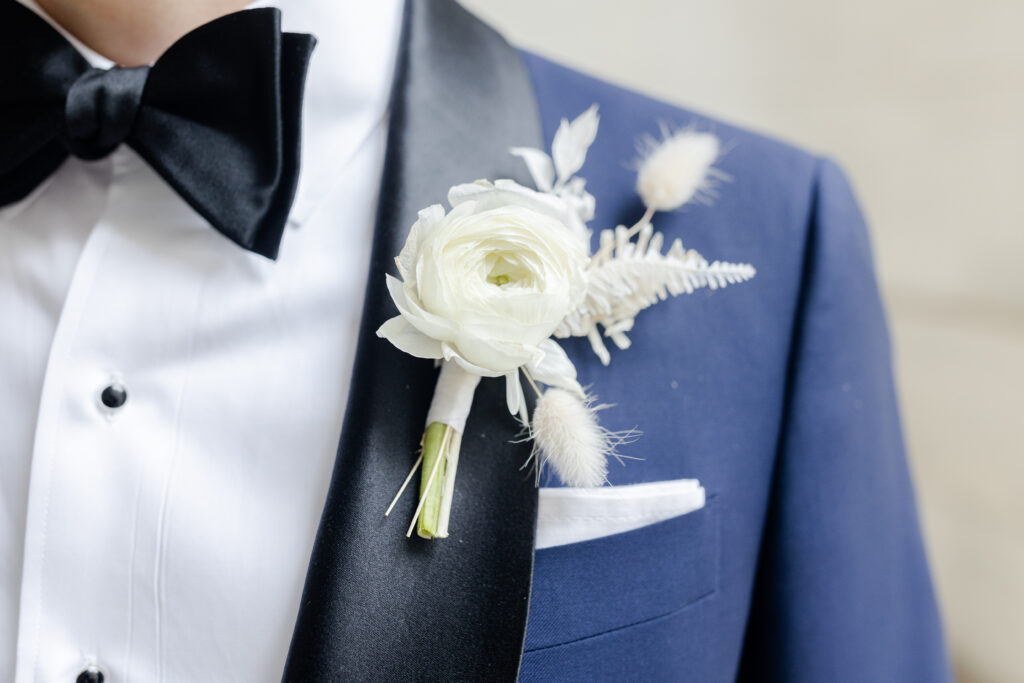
[
  {"xmin": 249, "ymin": 0, "xmax": 404, "ymax": 227},
  {"xmin": 17, "ymin": 0, "xmax": 405, "ymax": 230}
]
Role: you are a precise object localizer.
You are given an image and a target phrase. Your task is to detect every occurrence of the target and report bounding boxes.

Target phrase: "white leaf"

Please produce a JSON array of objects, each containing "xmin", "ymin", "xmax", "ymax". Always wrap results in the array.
[
  {"xmin": 505, "ymin": 371, "xmax": 524, "ymax": 415},
  {"xmin": 560, "ymin": 176, "xmax": 595, "ymax": 222},
  {"xmin": 509, "ymin": 147, "xmax": 555, "ymax": 192},
  {"xmin": 551, "ymin": 104, "xmax": 600, "ymax": 185}
]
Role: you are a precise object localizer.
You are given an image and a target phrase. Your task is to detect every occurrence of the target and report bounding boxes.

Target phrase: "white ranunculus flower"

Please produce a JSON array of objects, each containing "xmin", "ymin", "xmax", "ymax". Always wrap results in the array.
[
  {"xmin": 448, "ymin": 178, "xmax": 593, "ymax": 242},
  {"xmin": 377, "ymin": 196, "xmax": 589, "ymax": 414}
]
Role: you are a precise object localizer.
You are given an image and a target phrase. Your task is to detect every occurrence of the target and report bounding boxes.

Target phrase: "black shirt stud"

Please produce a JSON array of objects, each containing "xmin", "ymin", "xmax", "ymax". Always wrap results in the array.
[
  {"xmin": 100, "ymin": 383, "xmax": 128, "ymax": 409},
  {"xmin": 77, "ymin": 665, "xmax": 104, "ymax": 683}
]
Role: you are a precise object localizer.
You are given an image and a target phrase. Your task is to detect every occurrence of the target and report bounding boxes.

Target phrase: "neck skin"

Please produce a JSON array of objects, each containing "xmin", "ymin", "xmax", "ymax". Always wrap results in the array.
[{"xmin": 36, "ymin": 0, "xmax": 253, "ymax": 66}]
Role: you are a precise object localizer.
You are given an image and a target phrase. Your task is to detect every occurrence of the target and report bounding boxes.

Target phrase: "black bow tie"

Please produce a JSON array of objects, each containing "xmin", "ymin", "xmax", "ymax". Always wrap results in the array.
[{"xmin": 0, "ymin": 2, "xmax": 315, "ymax": 260}]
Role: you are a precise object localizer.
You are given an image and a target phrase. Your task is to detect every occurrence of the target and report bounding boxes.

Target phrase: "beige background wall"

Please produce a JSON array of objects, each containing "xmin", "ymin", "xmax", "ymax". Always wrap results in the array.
[{"xmin": 458, "ymin": 1, "xmax": 1024, "ymax": 680}]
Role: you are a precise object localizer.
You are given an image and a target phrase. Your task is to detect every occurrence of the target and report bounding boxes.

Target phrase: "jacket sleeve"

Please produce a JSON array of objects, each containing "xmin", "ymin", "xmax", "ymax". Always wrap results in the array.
[{"xmin": 737, "ymin": 158, "xmax": 952, "ymax": 682}]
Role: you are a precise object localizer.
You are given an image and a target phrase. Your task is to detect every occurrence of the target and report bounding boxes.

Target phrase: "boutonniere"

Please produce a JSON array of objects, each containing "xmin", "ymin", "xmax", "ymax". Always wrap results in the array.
[{"xmin": 378, "ymin": 106, "xmax": 755, "ymax": 539}]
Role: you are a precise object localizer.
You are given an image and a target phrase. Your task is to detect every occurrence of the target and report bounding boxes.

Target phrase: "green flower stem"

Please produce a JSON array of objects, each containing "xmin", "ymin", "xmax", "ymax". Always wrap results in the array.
[
  {"xmin": 410, "ymin": 361, "xmax": 478, "ymax": 539},
  {"xmin": 435, "ymin": 428, "xmax": 462, "ymax": 535},
  {"xmin": 417, "ymin": 421, "xmax": 449, "ymax": 538}
]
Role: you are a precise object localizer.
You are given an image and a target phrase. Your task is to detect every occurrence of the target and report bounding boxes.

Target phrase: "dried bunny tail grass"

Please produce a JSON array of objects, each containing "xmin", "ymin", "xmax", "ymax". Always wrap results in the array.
[
  {"xmin": 529, "ymin": 388, "xmax": 638, "ymax": 488},
  {"xmin": 635, "ymin": 126, "xmax": 726, "ymax": 212}
]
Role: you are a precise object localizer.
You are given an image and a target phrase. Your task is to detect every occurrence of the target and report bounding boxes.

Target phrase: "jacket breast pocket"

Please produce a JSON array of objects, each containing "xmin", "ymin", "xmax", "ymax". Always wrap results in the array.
[{"xmin": 524, "ymin": 495, "xmax": 719, "ymax": 653}]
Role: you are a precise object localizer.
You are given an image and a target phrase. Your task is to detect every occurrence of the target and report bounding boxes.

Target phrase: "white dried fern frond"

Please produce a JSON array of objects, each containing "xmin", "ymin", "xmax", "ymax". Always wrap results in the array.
[{"xmin": 556, "ymin": 222, "xmax": 756, "ymax": 364}]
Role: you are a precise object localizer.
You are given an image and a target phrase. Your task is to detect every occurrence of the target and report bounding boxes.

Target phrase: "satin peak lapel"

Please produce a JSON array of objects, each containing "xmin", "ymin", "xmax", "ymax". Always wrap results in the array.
[{"xmin": 282, "ymin": 1, "xmax": 544, "ymax": 680}]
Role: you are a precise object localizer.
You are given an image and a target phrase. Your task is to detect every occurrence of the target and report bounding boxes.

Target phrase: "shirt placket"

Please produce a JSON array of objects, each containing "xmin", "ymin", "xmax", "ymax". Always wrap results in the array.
[{"xmin": 15, "ymin": 148, "xmax": 189, "ymax": 683}]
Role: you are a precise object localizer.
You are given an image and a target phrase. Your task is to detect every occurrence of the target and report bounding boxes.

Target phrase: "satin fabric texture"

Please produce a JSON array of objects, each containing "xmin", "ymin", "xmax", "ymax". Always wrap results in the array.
[{"xmin": 0, "ymin": 2, "xmax": 314, "ymax": 259}]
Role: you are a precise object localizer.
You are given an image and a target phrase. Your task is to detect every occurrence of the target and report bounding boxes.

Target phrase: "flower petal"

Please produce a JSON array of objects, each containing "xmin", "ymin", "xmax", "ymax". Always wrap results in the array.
[
  {"xmin": 396, "ymin": 204, "xmax": 445, "ymax": 280},
  {"xmin": 528, "ymin": 339, "xmax": 584, "ymax": 397},
  {"xmin": 442, "ymin": 343, "xmax": 505, "ymax": 378},
  {"xmin": 376, "ymin": 316, "xmax": 444, "ymax": 359},
  {"xmin": 448, "ymin": 179, "xmax": 578, "ymax": 232},
  {"xmin": 446, "ymin": 180, "xmax": 494, "ymax": 206},
  {"xmin": 385, "ymin": 275, "xmax": 457, "ymax": 342},
  {"xmin": 454, "ymin": 329, "xmax": 543, "ymax": 374}
]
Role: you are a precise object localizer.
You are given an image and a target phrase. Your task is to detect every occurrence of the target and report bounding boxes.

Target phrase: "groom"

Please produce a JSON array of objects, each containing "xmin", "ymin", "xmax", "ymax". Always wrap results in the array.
[{"xmin": 1, "ymin": 0, "xmax": 950, "ymax": 681}]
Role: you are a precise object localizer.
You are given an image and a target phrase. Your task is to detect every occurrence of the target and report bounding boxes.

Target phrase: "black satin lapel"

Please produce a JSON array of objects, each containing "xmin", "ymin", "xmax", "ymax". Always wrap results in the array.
[{"xmin": 282, "ymin": 1, "xmax": 544, "ymax": 681}]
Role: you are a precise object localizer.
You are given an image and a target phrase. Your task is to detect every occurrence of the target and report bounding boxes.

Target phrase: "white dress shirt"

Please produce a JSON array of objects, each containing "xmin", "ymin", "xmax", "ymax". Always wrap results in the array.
[{"xmin": 0, "ymin": 1, "xmax": 404, "ymax": 680}]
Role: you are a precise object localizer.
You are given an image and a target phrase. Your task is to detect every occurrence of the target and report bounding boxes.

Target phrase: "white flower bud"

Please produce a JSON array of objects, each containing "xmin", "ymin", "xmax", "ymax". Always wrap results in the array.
[
  {"xmin": 532, "ymin": 388, "xmax": 609, "ymax": 488},
  {"xmin": 635, "ymin": 130, "xmax": 720, "ymax": 212}
]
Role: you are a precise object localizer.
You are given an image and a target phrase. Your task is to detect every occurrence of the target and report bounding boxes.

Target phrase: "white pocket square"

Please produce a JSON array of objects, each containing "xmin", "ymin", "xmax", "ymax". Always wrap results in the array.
[{"xmin": 535, "ymin": 478, "xmax": 706, "ymax": 550}]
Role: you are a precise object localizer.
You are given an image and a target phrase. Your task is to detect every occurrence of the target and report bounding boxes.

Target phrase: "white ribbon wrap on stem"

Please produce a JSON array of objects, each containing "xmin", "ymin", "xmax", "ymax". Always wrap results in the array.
[{"xmin": 425, "ymin": 361, "xmax": 481, "ymax": 432}]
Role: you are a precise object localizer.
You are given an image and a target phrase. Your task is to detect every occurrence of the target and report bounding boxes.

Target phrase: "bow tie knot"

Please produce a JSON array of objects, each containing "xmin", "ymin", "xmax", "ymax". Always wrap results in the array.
[{"xmin": 63, "ymin": 65, "xmax": 150, "ymax": 160}]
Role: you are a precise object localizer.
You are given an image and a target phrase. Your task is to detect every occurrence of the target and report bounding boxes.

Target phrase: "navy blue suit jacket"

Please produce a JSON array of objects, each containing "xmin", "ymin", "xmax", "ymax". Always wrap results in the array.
[
  {"xmin": 281, "ymin": 3, "xmax": 951, "ymax": 679},
  {"xmin": 518, "ymin": 53, "xmax": 951, "ymax": 682}
]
